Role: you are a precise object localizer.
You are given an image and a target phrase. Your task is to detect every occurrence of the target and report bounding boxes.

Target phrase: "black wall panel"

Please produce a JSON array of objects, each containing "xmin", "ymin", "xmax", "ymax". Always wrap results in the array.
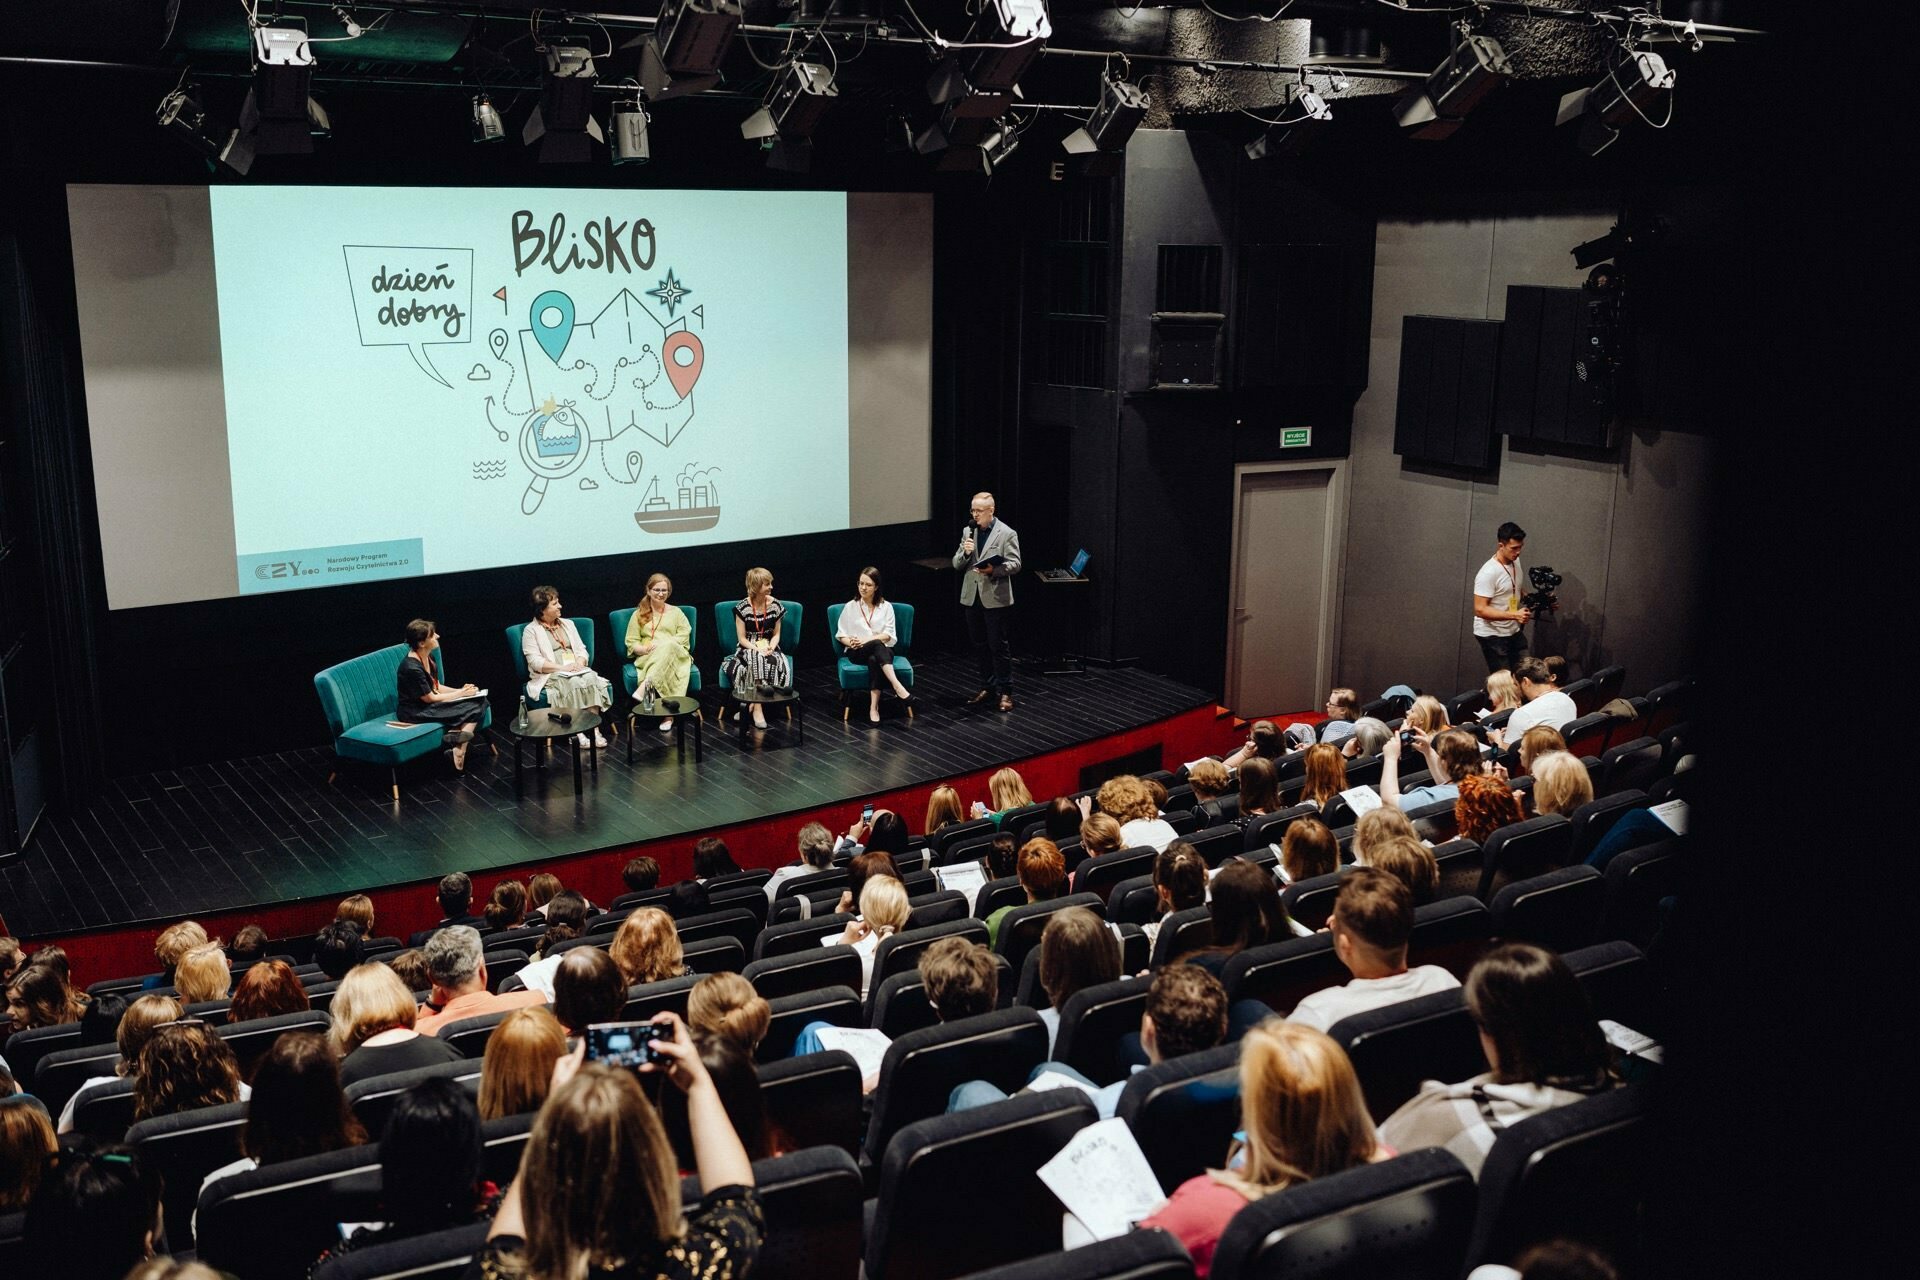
[
  {"xmin": 1394, "ymin": 315, "xmax": 1502, "ymax": 469},
  {"xmin": 1496, "ymin": 285, "xmax": 1615, "ymax": 447}
]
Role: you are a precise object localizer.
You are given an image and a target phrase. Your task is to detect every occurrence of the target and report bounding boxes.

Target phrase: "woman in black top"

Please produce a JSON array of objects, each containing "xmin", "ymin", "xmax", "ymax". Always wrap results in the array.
[{"xmin": 396, "ymin": 618, "xmax": 486, "ymax": 770}]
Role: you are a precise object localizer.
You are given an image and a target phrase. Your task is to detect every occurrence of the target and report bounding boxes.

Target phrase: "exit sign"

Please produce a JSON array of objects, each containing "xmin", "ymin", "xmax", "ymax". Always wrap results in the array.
[{"xmin": 1281, "ymin": 427, "xmax": 1312, "ymax": 448}]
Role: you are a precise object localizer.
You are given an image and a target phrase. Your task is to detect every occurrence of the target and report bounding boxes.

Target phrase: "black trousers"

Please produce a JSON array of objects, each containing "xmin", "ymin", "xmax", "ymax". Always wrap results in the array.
[
  {"xmin": 846, "ymin": 640, "xmax": 897, "ymax": 686},
  {"xmin": 1477, "ymin": 631, "xmax": 1529, "ymax": 674},
  {"xmin": 966, "ymin": 601, "xmax": 1013, "ymax": 694}
]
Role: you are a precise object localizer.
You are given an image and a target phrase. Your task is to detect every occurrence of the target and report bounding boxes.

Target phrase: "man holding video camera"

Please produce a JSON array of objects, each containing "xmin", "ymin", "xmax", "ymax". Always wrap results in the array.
[{"xmin": 1472, "ymin": 521, "xmax": 1533, "ymax": 673}]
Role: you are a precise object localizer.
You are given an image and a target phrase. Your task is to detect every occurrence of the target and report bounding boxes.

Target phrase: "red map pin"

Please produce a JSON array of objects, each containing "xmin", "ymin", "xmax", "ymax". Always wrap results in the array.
[{"xmin": 662, "ymin": 330, "xmax": 704, "ymax": 399}]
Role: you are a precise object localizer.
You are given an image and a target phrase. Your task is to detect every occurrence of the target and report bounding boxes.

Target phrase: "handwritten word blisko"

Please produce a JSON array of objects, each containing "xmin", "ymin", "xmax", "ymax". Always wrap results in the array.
[{"xmin": 511, "ymin": 211, "xmax": 657, "ymax": 278}]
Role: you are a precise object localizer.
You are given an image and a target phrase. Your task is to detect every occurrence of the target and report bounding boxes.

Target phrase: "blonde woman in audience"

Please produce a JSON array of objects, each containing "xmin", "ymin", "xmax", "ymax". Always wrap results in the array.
[
  {"xmin": 336, "ymin": 894, "xmax": 377, "ymax": 938},
  {"xmin": 1368, "ymin": 836, "xmax": 1440, "ymax": 905},
  {"xmin": 149, "ymin": 919, "xmax": 209, "ymax": 989},
  {"xmin": 478, "ymin": 1006, "xmax": 570, "ymax": 1120},
  {"xmin": 1529, "ymin": 750, "xmax": 1594, "ymax": 818},
  {"xmin": 1137, "ymin": 1021, "xmax": 1382, "ymax": 1276},
  {"xmin": 1186, "ymin": 759, "xmax": 1234, "ymax": 824},
  {"xmin": 610, "ymin": 908, "xmax": 688, "ymax": 987},
  {"xmin": 1079, "ymin": 812, "xmax": 1124, "ymax": 861},
  {"xmin": 1352, "ymin": 806, "xmax": 1418, "ymax": 865},
  {"xmin": 1097, "ymin": 774, "xmax": 1179, "ymax": 852},
  {"xmin": 57, "ymin": 994, "xmax": 184, "ymax": 1133},
  {"xmin": 925, "ymin": 785, "xmax": 965, "ymax": 838},
  {"xmin": 1519, "ymin": 725, "xmax": 1568, "ymax": 774},
  {"xmin": 1298, "ymin": 744, "xmax": 1349, "ymax": 811},
  {"xmin": 1486, "ymin": 668, "xmax": 1524, "ymax": 714},
  {"xmin": 1404, "ymin": 696, "xmax": 1450, "ymax": 738},
  {"xmin": 973, "ymin": 766, "xmax": 1034, "ymax": 824},
  {"xmin": 331, "ymin": 962, "xmax": 462, "ymax": 1088},
  {"xmin": 172, "ymin": 942, "xmax": 231, "ymax": 1004},
  {"xmin": 687, "ymin": 972, "xmax": 772, "ymax": 1057},
  {"xmin": 823, "ymin": 876, "xmax": 910, "ymax": 999}
]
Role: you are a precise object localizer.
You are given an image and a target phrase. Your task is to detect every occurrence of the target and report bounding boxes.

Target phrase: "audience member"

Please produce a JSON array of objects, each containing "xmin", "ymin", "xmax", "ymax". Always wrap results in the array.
[
  {"xmin": 1043, "ymin": 795, "xmax": 1082, "ymax": 840},
  {"xmin": 985, "ymin": 833, "xmax": 1019, "ymax": 881},
  {"xmin": 1236, "ymin": 758, "xmax": 1282, "ymax": 821},
  {"xmin": 22, "ymin": 1141, "xmax": 165, "ymax": 1280},
  {"xmin": 1137, "ymin": 1021, "xmax": 1379, "ymax": 1276},
  {"xmin": 1404, "ymin": 695, "xmax": 1450, "ymax": 737},
  {"xmin": 1340, "ymin": 716, "xmax": 1392, "ymax": 760},
  {"xmin": 336, "ymin": 893, "xmax": 377, "ymax": 937},
  {"xmin": 833, "ymin": 849, "xmax": 902, "ymax": 916},
  {"xmin": 920, "ymin": 936, "xmax": 999, "ymax": 1022},
  {"xmin": 1184, "ymin": 860, "xmax": 1289, "ymax": 979},
  {"xmin": 1299, "ymin": 744, "xmax": 1350, "ymax": 811},
  {"xmin": 550, "ymin": 946, "xmax": 627, "ymax": 1035},
  {"xmin": 479, "ymin": 1007, "xmax": 570, "ymax": 1120},
  {"xmin": 528, "ymin": 890, "xmax": 591, "ymax": 962},
  {"xmin": 1078, "ymin": 812, "xmax": 1124, "ymax": 864},
  {"xmin": 169, "ymin": 943, "xmax": 229, "ymax": 1004},
  {"xmin": 1530, "ymin": 750, "xmax": 1595, "ymax": 818},
  {"xmin": 1186, "ymin": 759, "xmax": 1233, "ymax": 823},
  {"xmin": 319, "ymin": 1078, "xmax": 499, "ymax": 1265},
  {"xmin": 1369, "ymin": 836, "xmax": 1440, "ymax": 905},
  {"xmin": 484, "ymin": 880, "xmax": 530, "ymax": 931},
  {"xmin": 1145, "ymin": 842, "xmax": 1209, "ymax": 946},
  {"xmin": 384, "ymin": 947, "xmax": 432, "ymax": 993},
  {"xmin": 925, "ymin": 785, "xmax": 964, "ymax": 837},
  {"xmin": 227, "ymin": 925, "xmax": 270, "ymax": 966},
  {"xmin": 1383, "ymin": 726, "xmax": 1484, "ymax": 812},
  {"xmin": 1380, "ymin": 942, "xmax": 1615, "ymax": 1177},
  {"xmin": 1288, "ymin": 868, "xmax": 1460, "ymax": 1032},
  {"xmin": 823, "ymin": 876, "xmax": 909, "ymax": 999},
  {"xmin": 0, "ymin": 937, "xmax": 21, "ymax": 986},
  {"xmin": 227, "ymin": 959, "xmax": 310, "ymax": 1023},
  {"xmin": 687, "ymin": 972, "xmax": 771, "ymax": 1057},
  {"xmin": 6, "ymin": 960, "xmax": 89, "ymax": 1032},
  {"xmin": 1518, "ymin": 725, "xmax": 1567, "ymax": 773},
  {"xmin": 980, "ymin": 766, "xmax": 1035, "ymax": 824},
  {"xmin": 148, "ymin": 921, "xmax": 208, "ymax": 989},
  {"xmin": 1222, "ymin": 719, "xmax": 1284, "ymax": 770},
  {"xmin": 765, "ymin": 821, "xmax": 834, "ymax": 901},
  {"xmin": 414, "ymin": 927, "xmax": 545, "ymax": 1036},
  {"xmin": 132, "ymin": 1022, "xmax": 243, "ymax": 1122},
  {"xmin": 77, "ymin": 991, "xmax": 126, "ymax": 1046},
  {"xmin": 525, "ymin": 872, "xmax": 565, "ymax": 921},
  {"xmin": 1456, "ymin": 772, "xmax": 1526, "ymax": 844},
  {"xmin": 408, "ymin": 872, "xmax": 485, "ymax": 947},
  {"xmin": 59, "ymin": 994, "xmax": 182, "ymax": 1133},
  {"xmin": 984, "ymin": 839, "xmax": 1068, "ymax": 948},
  {"xmin": 659, "ymin": 1033, "xmax": 772, "ymax": 1172},
  {"xmin": 1280, "ymin": 816, "xmax": 1340, "ymax": 886},
  {"xmin": 0, "ymin": 1095, "xmax": 55, "ymax": 1211},
  {"xmin": 1494, "ymin": 657, "xmax": 1579, "ymax": 743},
  {"xmin": 610, "ymin": 908, "xmax": 689, "ymax": 988},
  {"xmin": 314, "ymin": 919, "xmax": 368, "ymax": 982},
  {"xmin": 332, "ymin": 963, "xmax": 463, "ymax": 1087},
  {"xmin": 621, "ymin": 856, "xmax": 662, "ymax": 894},
  {"xmin": 834, "ymin": 810, "xmax": 910, "ymax": 862},
  {"xmin": 1486, "ymin": 668, "xmax": 1523, "ymax": 714},
  {"xmin": 197, "ymin": 1030, "xmax": 365, "ymax": 1210},
  {"xmin": 1352, "ymin": 806, "xmax": 1418, "ymax": 865},
  {"xmin": 1097, "ymin": 774, "xmax": 1178, "ymax": 852},
  {"xmin": 1035, "ymin": 907, "xmax": 1121, "ymax": 1051},
  {"xmin": 1320, "ymin": 688, "xmax": 1362, "ymax": 744},
  {"xmin": 472, "ymin": 1017, "xmax": 762, "ymax": 1279},
  {"xmin": 692, "ymin": 836, "xmax": 741, "ymax": 881}
]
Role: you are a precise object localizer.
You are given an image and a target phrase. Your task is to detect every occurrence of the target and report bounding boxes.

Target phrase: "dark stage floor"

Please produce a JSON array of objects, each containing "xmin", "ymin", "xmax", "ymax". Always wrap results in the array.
[{"xmin": 0, "ymin": 659, "xmax": 1213, "ymax": 939}]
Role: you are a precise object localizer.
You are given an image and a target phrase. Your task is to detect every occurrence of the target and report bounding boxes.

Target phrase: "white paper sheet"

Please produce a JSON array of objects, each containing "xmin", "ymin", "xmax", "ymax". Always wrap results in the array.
[
  {"xmin": 1037, "ymin": 1117, "xmax": 1169, "ymax": 1241},
  {"xmin": 810, "ymin": 1026, "xmax": 892, "ymax": 1079},
  {"xmin": 1340, "ymin": 785, "xmax": 1384, "ymax": 818}
]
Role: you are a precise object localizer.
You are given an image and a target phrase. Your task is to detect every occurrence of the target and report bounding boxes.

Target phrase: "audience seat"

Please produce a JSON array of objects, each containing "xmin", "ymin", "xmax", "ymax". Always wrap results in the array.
[
  {"xmin": 1488, "ymin": 865, "xmax": 1606, "ymax": 952},
  {"xmin": 1407, "ymin": 896, "xmax": 1495, "ymax": 978},
  {"xmin": 745, "ymin": 948, "xmax": 865, "ymax": 1001},
  {"xmin": 1431, "ymin": 838, "xmax": 1481, "ymax": 898},
  {"xmin": 1106, "ymin": 873, "xmax": 1162, "ymax": 925},
  {"xmin": 1588, "ymin": 663, "xmax": 1628, "ymax": 709},
  {"xmin": 862, "ymin": 1007, "xmax": 1050, "ymax": 1165},
  {"xmin": 760, "ymin": 1049, "xmax": 864, "ymax": 1159},
  {"xmin": 87, "ymin": 972, "xmax": 166, "ymax": 999},
  {"xmin": 994, "ymin": 893, "xmax": 1105, "ymax": 974},
  {"xmin": 933, "ymin": 817, "xmax": 999, "ymax": 859},
  {"xmin": 1602, "ymin": 839, "xmax": 1681, "ymax": 949},
  {"xmin": 955, "ymin": 1228, "xmax": 1195, "ymax": 1280},
  {"xmin": 1184, "ymin": 824, "xmax": 1244, "ymax": 866},
  {"xmin": 1598, "ymin": 736, "xmax": 1664, "ymax": 796},
  {"xmin": 0, "ymin": 1212, "xmax": 26, "ymax": 1273},
  {"xmin": 865, "ymin": 1090, "xmax": 1098, "ymax": 1280},
  {"xmin": 907, "ymin": 889, "xmax": 971, "ymax": 929},
  {"xmin": 685, "ymin": 1145, "xmax": 864, "ymax": 1280},
  {"xmin": 127, "ymin": 1099, "xmax": 248, "ymax": 1251},
  {"xmin": 1052, "ymin": 975, "xmax": 1152, "ymax": 1086},
  {"xmin": 1475, "ymin": 815, "xmax": 1575, "ymax": 900},
  {"xmin": 1147, "ymin": 906, "xmax": 1213, "ymax": 970},
  {"xmin": 1655, "ymin": 721, "xmax": 1692, "ymax": 776},
  {"xmin": 1411, "ymin": 802, "xmax": 1463, "ymax": 848},
  {"xmin": 1327, "ymin": 990, "xmax": 1481, "ymax": 1124},
  {"xmin": 1561, "ymin": 712, "xmax": 1615, "ymax": 759},
  {"xmin": 668, "ymin": 907, "xmax": 761, "ymax": 953},
  {"xmin": 311, "ymin": 1221, "xmax": 488, "ymax": 1280},
  {"xmin": 1567, "ymin": 789, "xmax": 1651, "ymax": 863},
  {"xmin": 1563, "ymin": 941, "xmax": 1653, "ymax": 1036},
  {"xmin": 761, "ymin": 984, "xmax": 863, "ymax": 1062},
  {"xmin": 867, "ymin": 970, "xmax": 943, "ymax": 1041},
  {"xmin": 1115, "ymin": 1043, "xmax": 1241, "ymax": 1194},
  {"xmin": 1279, "ymin": 870, "xmax": 1345, "ymax": 932},
  {"xmin": 1210, "ymin": 1147, "xmax": 1476, "ymax": 1280},
  {"xmin": 345, "ymin": 1059, "xmax": 483, "ymax": 1136},
  {"xmin": 706, "ymin": 883, "xmax": 772, "ymax": 928},
  {"xmin": 1222, "ymin": 933, "xmax": 1344, "ymax": 1016},
  {"xmin": 975, "ymin": 877, "xmax": 1028, "ymax": 919},
  {"xmin": 1644, "ymin": 678, "xmax": 1692, "ymax": 736},
  {"xmin": 479, "ymin": 1110, "xmax": 536, "ymax": 1188},
  {"xmin": 932, "ymin": 836, "xmax": 996, "ymax": 870},
  {"xmin": 1465, "ymin": 1084, "xmax": 1654, "ymax": 1272},
  {"xmin": 609, "ymin": 885, "xmax": 678, "ymax": 912},
  {"xmin": 1077, "ymin": 847, "xmax": 1161, "ymax": 902},
  {"xmin": 756, "ymin": 913, "xmax": 858, "ymax": 959},
  {"xmin": 31, "ymin": 1041, "xmax": 124, "ymax": 1118},
  {"xmin": 1, "ymin": 1022, "xmax": 83, "ymax": 1087},
  {"xmin": 219, "ymin": 1009, "xmax": 332, "ymax": 1076},
  {"xmin": 196, "ymin": 1142, "xmax": 385, "ymax": 1279},
  {"xmin": 620, "ymin": 973, "xmax": 704, "ymax": 1022},
  {"xmin": 70, "ymin": 1076, "xmax": 140, "ymax": 1140},
  {"xmin": 436, "ymin": 1010, "xmax": 513, "ymax": 1059},
  {"xmin": 1446, "ymin": 688, "xmax": 1490, "ymax": 724}
]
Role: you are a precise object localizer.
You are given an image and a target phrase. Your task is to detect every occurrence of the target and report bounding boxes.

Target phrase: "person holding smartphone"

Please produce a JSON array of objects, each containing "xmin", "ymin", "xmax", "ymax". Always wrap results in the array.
[{"xmin": 474, "ymin": 1013, "xmax": 762, "ymax": 1280}]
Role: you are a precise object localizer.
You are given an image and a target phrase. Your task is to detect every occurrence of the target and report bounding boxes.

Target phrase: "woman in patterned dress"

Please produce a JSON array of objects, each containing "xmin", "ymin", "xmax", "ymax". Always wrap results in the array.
[{"xmin": 719, "ymin": 567, "xmax": 790, "ymax": 731}]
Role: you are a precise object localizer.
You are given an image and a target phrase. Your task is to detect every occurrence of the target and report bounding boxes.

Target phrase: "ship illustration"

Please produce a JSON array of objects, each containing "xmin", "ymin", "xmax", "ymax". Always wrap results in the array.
[{"xmin": 633, "ymin": 473, "xmax": 720, "ymax": 534}]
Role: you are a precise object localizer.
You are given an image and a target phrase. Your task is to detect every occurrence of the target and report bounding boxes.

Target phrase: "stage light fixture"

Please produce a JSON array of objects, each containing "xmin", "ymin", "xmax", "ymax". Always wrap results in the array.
[
  {"xmin": 1062, "ymin": 75, "xmax": 1149, "ymax": 157},
  {"xmin": 523, "ymin": 44, "xmax": 604, "ymax": 163},
  {"xmin": 156, "ymin": 88, "xmax": 229, "ymax": 167},
  {"xmin": 473, "ymin": 94, "xmax": 506, "ymax": 143},
  {"xmin": 636, "ymin": 0, "xmax": 741, "ymax": 101},
  {"xmin": 1393, "ymin": 33, "xmax": 1512, "ymax": 140},
  {"xmin": 1556, "ymin": 48, "xmax": 1675, "ymax": 156},
  {"xmin": 1296, "ymin": 87, "xmax": 1333, "ymax": 122},
  {"xmin": 233, "ymin": 25, "xmax": 321, "ymax": 160},
  {"xmin": 740, "ymin": 58, "xmax": 837, "ymax": 170},
  {"xmin": 1572, "ymin": 227, "xmax": 1626, "ymax": 270},
  {"xmin": 611, "ymin": 101, "xmax": 651, "ymax": 165},
  {"xmin": 966, "ymin": 0, "xmax": 1050, "ymax": 93}
]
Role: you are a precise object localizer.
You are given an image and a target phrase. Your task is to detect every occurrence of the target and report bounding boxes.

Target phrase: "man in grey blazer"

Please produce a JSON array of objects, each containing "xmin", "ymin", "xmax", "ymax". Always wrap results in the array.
[{"xmin": 953, "ymin": 491, "xmax": 1022, "ymax": 711}]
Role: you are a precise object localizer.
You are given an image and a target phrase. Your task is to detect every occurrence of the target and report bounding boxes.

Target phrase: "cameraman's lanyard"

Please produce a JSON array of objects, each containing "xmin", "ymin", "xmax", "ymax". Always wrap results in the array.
[{"xmin": 1507, "ymin": 561, "xmax": 1522, "ymax": 614}]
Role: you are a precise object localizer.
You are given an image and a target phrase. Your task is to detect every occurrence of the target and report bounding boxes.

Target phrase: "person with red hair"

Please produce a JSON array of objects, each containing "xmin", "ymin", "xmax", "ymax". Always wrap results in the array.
[{"xmin": 228, "ymin": 960, "xmax": 311, "ymax": 1023}]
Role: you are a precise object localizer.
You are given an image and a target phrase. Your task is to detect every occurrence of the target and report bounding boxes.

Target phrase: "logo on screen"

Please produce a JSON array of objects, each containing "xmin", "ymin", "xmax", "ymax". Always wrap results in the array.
[{"xmin": 253, "ymin": 561, "xmax": 305, "ymax": 580}]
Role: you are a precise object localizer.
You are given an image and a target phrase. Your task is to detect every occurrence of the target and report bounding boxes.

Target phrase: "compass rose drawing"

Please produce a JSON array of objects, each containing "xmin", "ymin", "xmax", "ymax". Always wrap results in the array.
[{"xmin": 647, "ymin": 268, "xmax": 692, "ymax": 319}]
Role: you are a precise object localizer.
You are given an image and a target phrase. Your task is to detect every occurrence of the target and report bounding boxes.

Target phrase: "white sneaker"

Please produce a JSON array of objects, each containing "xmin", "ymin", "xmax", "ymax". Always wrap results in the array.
[
  {"xmin": 592, "ymin": 730, "xmax": 608, "ymax": 748},
  {"xmin": 658, "ymin": 717, "xmax": 674, "ymax": 732},
  {"xmin": 574, "ymin": 732, "xmax": 590, "ymax": 748}
]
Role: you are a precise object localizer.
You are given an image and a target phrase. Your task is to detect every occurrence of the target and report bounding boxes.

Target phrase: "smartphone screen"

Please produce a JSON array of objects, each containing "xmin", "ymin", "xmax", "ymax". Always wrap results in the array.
[
  {"xmin": 586, "ymin": 1021, "xmax": 667, "ymax": 1068},
  {"xmin": 861, "ymin": 803, "xmax": 874, "ymax": 823}
]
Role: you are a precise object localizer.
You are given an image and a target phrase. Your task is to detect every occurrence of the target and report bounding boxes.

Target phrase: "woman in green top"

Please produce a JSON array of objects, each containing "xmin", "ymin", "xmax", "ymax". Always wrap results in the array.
[
  {"xmin": 969, "ymin": 766, "xmax": 1035, "ymax": 828},
  {"xmin": 625, "ymin": 573, "xmax": 694, "ymax": 730}
]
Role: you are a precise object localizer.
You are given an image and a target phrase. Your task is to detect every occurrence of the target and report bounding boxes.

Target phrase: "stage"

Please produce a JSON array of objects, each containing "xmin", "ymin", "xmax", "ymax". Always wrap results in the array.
[{"xmin": 0, "ymin": 658, "xmax": 1228, "ymax": 979}]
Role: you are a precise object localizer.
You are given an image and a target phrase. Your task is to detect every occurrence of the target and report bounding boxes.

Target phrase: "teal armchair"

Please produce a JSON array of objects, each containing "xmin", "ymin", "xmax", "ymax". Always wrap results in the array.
[
  {"xmin": 505, "ymin": 617, "xmax": 599, "ymax": 711},
  {"xmin": 315, "ymin": 645, "xmax": 492, "ymax": 799},
  {"xmin": 826, "ymin": 602, "xmax": 917, "ymax": 719},
  {"xmin": 608, "ymin": 605, "xmax": 703, "ymax": 699}
]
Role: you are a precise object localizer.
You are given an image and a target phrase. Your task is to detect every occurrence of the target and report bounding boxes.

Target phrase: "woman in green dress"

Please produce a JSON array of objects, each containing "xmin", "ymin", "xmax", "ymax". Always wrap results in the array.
[{"xmin": 625, "ymin": 573, "xmax": 694, "ymax": 731}]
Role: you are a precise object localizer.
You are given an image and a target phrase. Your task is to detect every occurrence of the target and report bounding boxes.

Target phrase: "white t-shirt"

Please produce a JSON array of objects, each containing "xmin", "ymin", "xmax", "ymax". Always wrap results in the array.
[
  {"xmin": 1286, "ymin": 965, "xmax": 1462, "ymax": 1032},
  {"xmin": 1473, "ymin": 556, "xmax": 1525, "ymax": 638},
  {"xmin": 1119, "ymin": 816, "xmax": 1180, "ymax": 854},
  {"xmin": 1506, "ymin": 690, "xmax": 1578, "ymax": 738}
]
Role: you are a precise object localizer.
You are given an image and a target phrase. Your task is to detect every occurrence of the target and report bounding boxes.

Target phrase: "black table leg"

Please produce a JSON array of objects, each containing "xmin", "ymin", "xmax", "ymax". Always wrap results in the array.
[
  {"xmin": 514, "ymin": 738, "xmax": 525, "ymax": 798},
  {"xmin": 589, "ymin": 732, "xmax": 599, "ymax": 776},
  {"xmin": 571, "ymin": 738, "xmax": 583, "ymax": 794}
]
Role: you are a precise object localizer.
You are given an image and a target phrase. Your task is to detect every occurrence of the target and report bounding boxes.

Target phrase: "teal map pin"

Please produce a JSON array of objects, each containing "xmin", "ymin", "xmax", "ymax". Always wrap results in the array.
[{"xmin": 529, "ymin": 290, "xmax": 576, "ymax": 365}]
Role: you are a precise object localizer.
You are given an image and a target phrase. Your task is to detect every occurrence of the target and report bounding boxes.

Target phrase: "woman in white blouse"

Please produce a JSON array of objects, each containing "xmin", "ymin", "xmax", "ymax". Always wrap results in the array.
[
  {"xmin": 836, "ymin": 566, "xmax": 914, "ymax": 723},
  {"xmin": 523, "ymin": 585, "xmax": 612, "ymax": 748}
]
